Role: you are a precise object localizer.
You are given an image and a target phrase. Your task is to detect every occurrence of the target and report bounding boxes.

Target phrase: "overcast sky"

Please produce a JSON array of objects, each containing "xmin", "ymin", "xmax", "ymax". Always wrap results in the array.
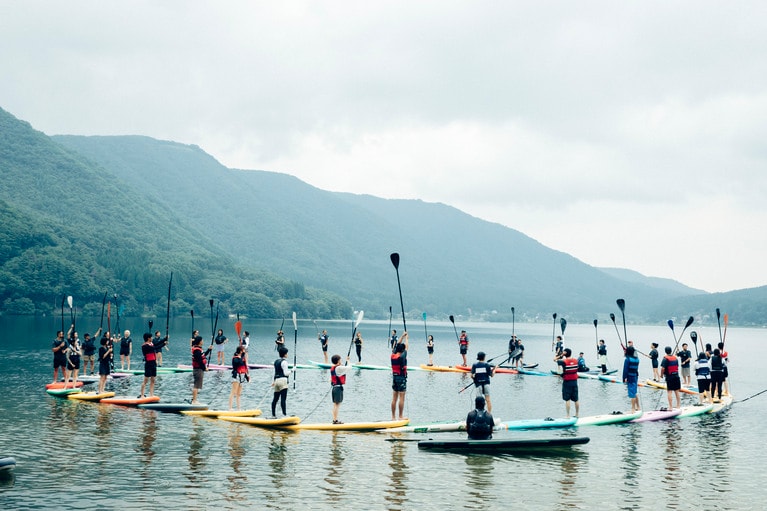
[{"xmin": 2, "ymin": 1, "xmax": 765, "ymax": 293}]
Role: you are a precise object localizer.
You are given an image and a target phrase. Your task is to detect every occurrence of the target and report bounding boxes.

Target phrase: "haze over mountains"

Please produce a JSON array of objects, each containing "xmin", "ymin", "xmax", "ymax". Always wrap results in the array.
[{"xmin": 1, "ymin": 107, "xmax": 764, "ymax": 324}]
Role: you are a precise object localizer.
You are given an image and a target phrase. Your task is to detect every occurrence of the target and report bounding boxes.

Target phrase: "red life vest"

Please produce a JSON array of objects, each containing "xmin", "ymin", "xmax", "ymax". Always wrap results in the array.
[
  {"xmin": 143, "ymin": 342, "xmax": 156, "ymax": 362},
  {"xmin": 233, "ymin": 355, "xmax": 248, "ymax": 374},
  {"xmin": 664, "ymin": 355, "xmax": 679, "ymax": 375},
  {"xmin": 331, "ymin": 365, "xmax": 346, "ymax": 386},
  {"xmin": 391, "ymin": 353, "xmax": 407, "ymax": 377},
  {"xmin": 459, "ymin": 334, "xmax": 468, "ymax": 346},
  {"xmin": 562, "ymin": 358, "xmax": 579, "ymax": 381},
  {"xmin": 192, "ymin": 346, "xmax": 207, "ymax": 369}
]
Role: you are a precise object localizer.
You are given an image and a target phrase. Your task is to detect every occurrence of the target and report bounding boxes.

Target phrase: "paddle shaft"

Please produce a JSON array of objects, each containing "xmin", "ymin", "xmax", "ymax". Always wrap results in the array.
[{"xmin": 390, "ymin": 254, "xmax": 407, "ymax": 332}]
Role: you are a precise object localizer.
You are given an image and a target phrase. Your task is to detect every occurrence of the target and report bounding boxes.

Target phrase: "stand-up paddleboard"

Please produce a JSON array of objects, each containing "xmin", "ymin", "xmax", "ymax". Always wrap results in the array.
[
  {"xmin": 709, "ymin": 394, "xmax": 734, "ymax": 414},
  {"xmin": 177, "ymin": 363, "xmax": 232, "ymax": 372},
  {"xmin": 630, "ymin": 408, "xmax": 682, "ymax": 422},
  {"xmin": 138, "ymin": 403, "xmax": 209, "ymax": 413},
  {"xmin": 352, "ymin": 363, "xmax": 389, "ymax": 370},
  {"xmin": 386, "ymin": 418, "xmax": 502, "ymax": 433},
  {"xmin": 644, "ymin": 379, "xmax": 698, "ymax": 395},
  {"xmin": 418, "ymin": 436, "xmax": 590, "ymax": 453},
  {"xmin": 110, "ymin": 372, "xmax": 132, "ymax": 379},
  {"xmin": 182, "ymin": 408, "xmax": 262, "ymax": 417},
  {"xmin": 677, "ymin": 403, "xmax": 715, "ymax": 418},
  {"xmin": 505, "ymin": 417, "xmax": 577, "ymax": 430},
  {"xmin": 308, "ymin": 360, "xmax": 332, "ymax": 369},
  {"xmin": 419, "ymin": 364, "xmax": 468, "ymax": 373},
  {"xmin": 517, "ymin": 367, "xmax": 551, "ymax": 376},
  {"xmin": 123, "ymin": 368, "xmax": 178, "ymax": 375},
  {"xmin": 68, "ymin": 391, "xmax": 115, "ymax": 401},
  {"xmin": 0, "ymin": 456, "xmax": 16, "ymax": 472},
  {"xmin": 46, "ymin": 387, "xmax": 82, "ymax": 397},
  {"xmin": 278, "ymin": 418, "xmax": 409, "ymax": 431},
  {"xmin": 76, "ymin": 375, "xmax": 102, "ymax": 384},
  {"xmin": 46, "ymin": 381, "xmax": 84, "ymax": 390},
  {"xmin": 575, "ymin": 410, "xmax": 643, "ymax": 426},
  {"xmin": 102, "ymin": 395, "xmax": 160, "ymax": 406},
  {"xmin": 219, "ymin": 415, "xmax": 301, "ymax": 427}
]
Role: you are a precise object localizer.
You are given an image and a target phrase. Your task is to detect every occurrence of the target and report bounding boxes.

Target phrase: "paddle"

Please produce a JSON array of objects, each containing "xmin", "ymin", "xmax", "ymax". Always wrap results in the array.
[
  {"xmin": 164, "ymin": 272, "xmax": 172, "ymax": 351},
  {"xmin": 190, "ymin": 309, "xmax": 195, "ymax": 335},
  {"xmin": 235, "ymin": 313, "xmax": 242, "ymax": 340},
  {"xmin": 673, "ymin": 316, "xmax": 694, "ymax": 354},
  {"xmin": 449, "ymin": 315, "xmax": 460, "ymax": 342},
  {"xmin": 560, "ymin": 317, "xmax": 567, "ymax": 336},
  {"xmin": 616, "ymin": 299, "xmax": 629, "ymax": 352},
  {"xmin": 292, "ymin": 312, "xmax": 298, "ymax": 390},
  {"xmin": 207, "ymin": 302, "xmax": 220, "ymax": 368},
  {"xmin": 690, "ymin": 331, "xmax": 699, "ymax": 357},
  {"xmin": 511, "ymin": 307, "xmax": 515, "ymax": 337},
  {"xmin": 107, "ymin": 301, "xmax": 111, "ymax": 335},
  {"xmin": 390, "ymin": 253, "xmax": 407, "ymax": 332},
  {"xmin": 60, "ymin": 295, "xmax": 65, "ymax": 334},
  {"xmin": 722, "ymin": 313, "xmax": 729, "ymax": 348},
  {"xmin": 345, "ymin": 310, "xmax": 365, "ymax": 365},
  {"xmin": 668, "ymin": 319, "xmax": 677, "ymax": 347},
  {"xmin": 204, "ymin": 299, "xmax": 215, "ymax": 365},
  {"xmin": 387, "ymin": 306, "xmax": 393, "ymax": 348},
  {"xmin": 99, "ymin": 292, "xmax": 107, "ymax": 331},
  {"xmin": 551, "ymin": 313, "xmax": 557, "ymax": 352},
  {"xmin": 716, "ymin": 308, "xmax": 723, "ymax": 345},
  {"xmin": 67, "ymin": 296, "xmax": 74, "ymax": 331},
  {"xmin": 422, "ymin": 312, "xmax": 428, "ymax": 344},
  {"xmin": 593, "ymin": 319, "xmax": 599, "ymax": 351},
  {"xmin": 113, "ymin": 294, "xmax": 120, "ymax": 336}
]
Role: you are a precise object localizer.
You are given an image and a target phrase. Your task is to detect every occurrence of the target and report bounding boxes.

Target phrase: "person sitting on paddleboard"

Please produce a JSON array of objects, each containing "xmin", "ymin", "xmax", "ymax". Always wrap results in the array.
[
  {"xmin": 471, "ymin": 351, "xmax": 496, "ymax": 413},
  {"xmin": 466, "ymin": 395, "xmax": 494, "ymax": 440},
  {"xmin": 577, "ymin": 352, "xmax": 590, "ymax": 372}
]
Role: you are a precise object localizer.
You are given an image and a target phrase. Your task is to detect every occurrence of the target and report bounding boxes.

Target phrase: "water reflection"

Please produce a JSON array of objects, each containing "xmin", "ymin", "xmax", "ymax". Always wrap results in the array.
[
  {"xmin": 618, "ymin": 427, "xmax": 643, "ymax": 510},
  {"xmin": 385, "ymin": 440, "xmax": 409, "ymax": 508},
  {"xmin": 187, "ymin": 422, "xmax": 206, "ymax": 485},
  {"xmin": 322, "ymin": 433, "xmax": 346, "ymax": 504},
  {"xmin": 462, "ymin": 454, "xmax": 495, "ymax": 510},
  {"xmin": 266, "ymin": 431, "xmax": 289, "ymax": 493}
]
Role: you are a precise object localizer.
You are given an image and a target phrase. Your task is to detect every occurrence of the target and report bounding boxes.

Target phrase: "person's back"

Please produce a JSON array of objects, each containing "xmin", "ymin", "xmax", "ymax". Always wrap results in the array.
[{"xmin": 466, "ymin": 396, "xmax": 494, "ymax": 440}]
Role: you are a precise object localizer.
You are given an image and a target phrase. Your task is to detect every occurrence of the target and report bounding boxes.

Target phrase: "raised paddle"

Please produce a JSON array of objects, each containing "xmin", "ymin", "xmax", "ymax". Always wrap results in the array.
[
  {"xmin": 593, "ymin": 319, "xmax": 599, "ymax": 351},
  {"xmin": 387, "ymin": 306, "xmax": 393, "ymax": 348},
  {"xmin": 616, "ymin": 299, "xmax": 629, "ymax": 352},
  {"xmin": 67, "ymin": 295, "xmax": 74, "ymax": 329},
  {"xmin": 673, "ymin": 316, "xmax": 695, "ymax": 353},
  {"xmin": 292, "ymin": 311, "xmax": 298, "ymax": 390},
  {"xmin": 690, "ymin": 331, "xmax": 699, "ymax": 357},
  {"xmin": 164, "ymin": 272, "xmax": 172, "ymax": 351},
  {"xmin": 716, "ymin": 308, "xmax": 723, "ymax": 345},
  {"xmin": 235, "ymin": 313, "xmax": 242, "ymax": 340},
  {"xmin": 722, "ymin": 313, "xmax": 729, "ymax": 348},
  {"xmin": 560, "ymin": 317, "xmax": 567, "ymax": 336},
  {"xmin": 610, "ymin": 313, "xmax": 626, "ymax": 352},
  {"xmin": 107, "ymin": 301, "xmax": 111, "ymax": 335},
  {"xmin": 99, "ymin": 292, "xmax": 107, "ymax": 331},
  {"xmin": 113, "ymin": 294, "xmax": 120, "ymax": 336},
  {"xmin": 190, "ymin": 309, "xmax": 195, "ymax": 335},
  {"xmin": 668, "ymin": 319, "xmax": 677, "ymax": 346},
  {"xmin": 422, "ymin": 312, "xmax": 428, "ymax": 344},
  {"xmin": 551, "ymin": 313, "xmax": 558, "ymax": 352},
  {"xmin": 148, "ymin": 319, "xmax": 153, "ymax": 333},
  {"xmin": 511, "ymin": 307, "xmax": 515, "ymax": 337},
  {"xmin": 60, "ymin": 296, "xmax": 66, "ymax": 333},
  {"xmin": 390, "ymin": 253, "xmax": 407, "ymax": 332},
  {"xmin": 449, "ymin": 315, "xmax": 460, "ymax": 342},
  {"xmin": 345, "ymin": 310, "xmax": 365, "ymax": 364}
]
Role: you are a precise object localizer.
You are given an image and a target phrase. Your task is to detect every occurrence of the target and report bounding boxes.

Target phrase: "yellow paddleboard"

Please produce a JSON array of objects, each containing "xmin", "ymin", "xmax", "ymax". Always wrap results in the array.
[
  {"xmin": 68, "ymin": 391, "xmax": 116, "ymax": 401},
  {"xmin": 279, "ymin": 418, "xmax": 410, "ymax": 431},
  {"xmin": 219, "ymin": 415, "xmax": 301, "ymax": 427},
  {"xmin": 182, "ymin": 408, "xmax": 262, "ymax": 417}
]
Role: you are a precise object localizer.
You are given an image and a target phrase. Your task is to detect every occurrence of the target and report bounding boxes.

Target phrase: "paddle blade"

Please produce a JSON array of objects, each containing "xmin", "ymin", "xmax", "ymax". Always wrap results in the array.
[
  {"xmin": 449, "ymin": 315, "xmax": 455, "ymax": 324},
  {"xmin": 235, "ymin": 320, "xmax": 242, "ymax": 337},
  {"xmin": 716, "ymin": 308, "xmax": 721, "ymax": 321},
  {"xmin": 148, "ymin": 320, "xmax": 153, "ymax": 330},
  {"xmin": 209, "ymin": 299, "xmax": 214, "ymax": 308},
  {"xmin": 422, "ymin": 312, "xmax": 427, "ymax": 321},
  {"xmin": 685, "ymin": 316, "xmax": 694, "ymax": 328},
  {"xmin": 292, "ymin": 311, "xmax": 297, "ymax": 331},
  {"xmin": 511, "ymin": 307, "xmax": 515, "ymax": 314},
  {"xmin": 553, "ymin": 312, "xmax": 557, "ymax": 320},
  {"xmin": 67, "ymin": 296, "xmax": 73, "ymax": 309},
  {"xmin": 616, "ymin": 299, "xmax": 626, "ymax": 312},
  {"xmin": 390, "ymin": 252, "xmax": 400, "ymax": 269},
  {"xmin": 690, "ymin": 331, "xmax": 698, "ymax": 344},
  {"xmin": 667, "ymin": 319, "xmax": 675, "ymax": 331},
  {"xmin": 355, "ymin": 310, "xmax": 364, "ymax": 328},
  {"xmin": 560, "ymin": 318, "xmax": 567, "ymax": 335},
  {"xmin": 610, "ymin": 313, "xmax": 616, "ymax": 323},
  {"xmin": 593, "ymin": 319, "xmax": 598, "ymax": 328},
  {"xmin": 190, "ymin": 310, "xmax": 194, "ymax": 318}
]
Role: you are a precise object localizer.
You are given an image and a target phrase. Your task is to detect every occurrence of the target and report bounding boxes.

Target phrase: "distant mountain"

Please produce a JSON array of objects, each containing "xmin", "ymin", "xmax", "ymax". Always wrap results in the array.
[
  {"xmin": 1, "ymin": 104, "xmax": 758, "ymax": 323},
  {"xmin": 598, "ymin": 268, "xmax": 706, "ymax": 296},
  {"xmin": 52, "ymin": 133, "xmax": 702, "ymax": 321}
]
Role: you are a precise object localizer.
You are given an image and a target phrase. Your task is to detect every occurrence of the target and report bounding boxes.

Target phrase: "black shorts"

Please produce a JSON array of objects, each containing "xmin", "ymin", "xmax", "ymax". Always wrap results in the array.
[
  {"xmin": 562, "ymin": 381, "xmax": 578, "ymax": 402},
  {"xmin": 321, "ymin": 344, "xmax": 328, "ymax": 352},
  {"xmin": 54, "ymin": 357, "xmax": 67, "ymax": 369},
  {"xmin": 332, "ymin": 385, "xmax": 344, "ymax": 403},
  {"xmin": 459, "ymin": 346, "xmax": 468, "ymax": 355},
  {"xmin": 427, "ymin": 347, "xmax": 434, "ymax": 354},
  {"xmin": 666, "ymin": 373, "xmax": 681, "ymax": 391},
  {"xmin": 67, "ymin": 356, "xmax": 81, "ymax": 370},
  {"xmin": 144, "ymin": 361, "xmax": 157, "ymax": 378},
  {"xmin": 697, "ymin": 379, "xmax": 710, "ymax": 393},
  {"xmin": 392, "ymin": 375, "xmax": 407, "ymax": 392}
]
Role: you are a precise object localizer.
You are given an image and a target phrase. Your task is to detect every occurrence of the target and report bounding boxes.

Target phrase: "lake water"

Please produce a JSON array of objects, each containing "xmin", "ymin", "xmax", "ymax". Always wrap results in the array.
[{"xmin": 0, "ymin": 315, "xmax": 761, "ymax": 510}]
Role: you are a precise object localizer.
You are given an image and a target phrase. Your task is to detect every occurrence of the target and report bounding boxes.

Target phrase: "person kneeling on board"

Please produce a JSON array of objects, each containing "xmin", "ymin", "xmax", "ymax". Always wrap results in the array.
[{"xmin": 466, "ymin": 396, "xmax": 494, "ymax": 440}]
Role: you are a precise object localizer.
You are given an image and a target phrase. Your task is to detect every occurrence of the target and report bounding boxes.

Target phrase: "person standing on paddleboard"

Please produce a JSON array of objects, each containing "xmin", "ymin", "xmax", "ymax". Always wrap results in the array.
[
  {"xmin": 82, "ymin": 328, "xmax": 100, "ymax": 376},
  {"xmin": 622, "ymin": 346, "xmax": 641, "ymax": 412},
  {"xmin": 426, "ymin": 335, "xmax": 435, "ymax": 366},
  {"xmin": 230, "ymin": 345, "xmax": 249, "ymax": 411},
  {"xmin": 275, "ymin": 330, "xmax": 285, "ymax": 351},
  {"xmin": 458, "ymin": 330, "xmax": 469, "ymax": 366},
  {"xmin": 391, "ymin": 332, "xmax": 409, "ymax": 420},
  {"xmin": 555, "ymin": 348, "xmax": 579, "ymax": 418},
  {"xmin": 693, "ymin": 352, "xmax": 711, "ymax": 404},
  {"xmin": 319, "ymin": 330, "xmax": 330, "ymax": 363},
  {"xmin": 66, "ymin": 332, "xmax": 82, "ymax": 389},
  {"xmin": 330, "ymin": 353, "xmax": 351, "ymax": 424},
  {"xmin": 597, "ymin": 339, "xmax": 608, "ymax": 374},
  {"xmin": 471, "ymin": 352, "xmax": 496, "ymax": 413},
  {"xmin": 678, "ymin": 343, "xmax": 692, "ymax": 386},
  {"xmin": 191, "ymin": 336, "xmax": 208, "ymax": 404},
  {"xmin": 153, "ymin": 330, "xmax": 167, "ymax": 367},
  {"xmin": 390, "ymin": 329, "xmax": 398, "ymax": 353},
  {"xmin": 554, "ymin": 336, "xmax": 564, "ymax": 358},
  {"xmin": 466, "ymin": 395, "xmax": 494, "ymax": 440},
  {"xmin": 51, "ymin": 329, "xmax": 68, "ymax": 385},
  {"xmin": 354, "ymin": 331, "xmax": 363, "ymax": 363},
  {"xmin": 139, "ymin": 333, "xmax": 158, "ymax": 398},
  {"xmin": 513, "ymin": 337, "xmax": 525, "ymax": 368},
  {"xmin": 660, "ymin": 346, "xmax": 682, "ymax": 409},
  {"xmin": 270, "ymin": 346, "xmax": 291, "ymax": 417},
  {"xmin": 240, "ymin": 331, "xmax": 250, "ymax": 352},
  {"xmin": 214, "ymin": 329, "xmax": 227, "ymax": 366},
  {"xmin": 119, "ymin": 330, "xmax": 132, "ymax": 371},
  {"xmin": 97, "ymin": 336, "xmax": 112, "ymax": 394},
  {"xmin": 649, "ymin": 343, "xmax": 660, "ymax": 381}
]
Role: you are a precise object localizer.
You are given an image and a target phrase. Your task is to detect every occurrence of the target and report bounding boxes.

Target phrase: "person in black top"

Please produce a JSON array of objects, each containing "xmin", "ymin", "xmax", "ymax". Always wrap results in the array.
[
  {"xmin": 466, "ymin": 396, "xmax": 494, "ymax": 440},
  {"xmin": 471, "ymin": 352, "xmax": 496, "ymax": 412}
]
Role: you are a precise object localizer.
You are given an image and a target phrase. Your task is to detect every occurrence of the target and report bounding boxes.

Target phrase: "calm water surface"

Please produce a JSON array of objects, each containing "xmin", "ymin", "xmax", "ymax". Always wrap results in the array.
[{"xmin": 0, "ymin": 316, "xmax": 762, "ymax": 510}]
